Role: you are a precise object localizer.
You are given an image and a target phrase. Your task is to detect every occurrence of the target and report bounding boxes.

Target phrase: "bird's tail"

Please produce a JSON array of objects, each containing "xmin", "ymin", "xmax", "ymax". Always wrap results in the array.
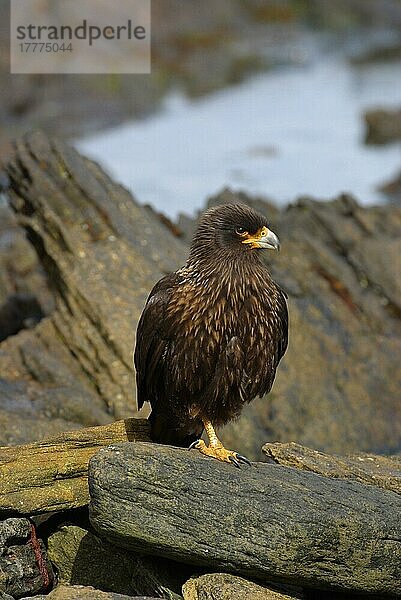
[{"xmin": 149, "ymin": 409, "xmax": 201, "ymax": 448}]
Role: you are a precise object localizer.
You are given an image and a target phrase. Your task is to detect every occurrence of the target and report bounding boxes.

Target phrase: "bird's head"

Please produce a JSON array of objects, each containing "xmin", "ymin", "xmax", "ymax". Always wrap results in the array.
[{"xmin": 189, "ymin": 203, "xmax": 280, "ymax": 263}]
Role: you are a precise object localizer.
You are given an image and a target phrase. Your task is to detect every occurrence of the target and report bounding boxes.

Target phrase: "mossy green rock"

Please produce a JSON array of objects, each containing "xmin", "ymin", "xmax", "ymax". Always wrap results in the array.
[
  {"xmin": 47, "ymin": 524, "xmax": 186, "ymax": 599},
  {"xmin": 183, "ymin": 573, "xmax": 302, "ymax": 600},
  {"xmin": 23, "ymin": 585, "xmax": 159, "ymax": 599},
  {"xmin": 48, "ymin": 526, "xmax": 133, "ymax": 592}
]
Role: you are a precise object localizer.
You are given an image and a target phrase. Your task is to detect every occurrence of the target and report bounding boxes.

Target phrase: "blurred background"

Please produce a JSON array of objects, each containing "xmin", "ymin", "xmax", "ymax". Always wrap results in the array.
[
  {"xmin": 1, "ymin": 0, "xmax": 401, "ymax": 458},
  {"xmin": 1, "ymin": 0, "xmax": 401, "ymax": 215}
]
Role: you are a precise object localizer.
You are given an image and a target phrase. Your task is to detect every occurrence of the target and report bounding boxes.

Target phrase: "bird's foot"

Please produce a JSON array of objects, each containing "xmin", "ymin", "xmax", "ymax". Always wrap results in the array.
[{"xmin": 189, "ymin": 439, "xmax": 251, "ymax": 468}]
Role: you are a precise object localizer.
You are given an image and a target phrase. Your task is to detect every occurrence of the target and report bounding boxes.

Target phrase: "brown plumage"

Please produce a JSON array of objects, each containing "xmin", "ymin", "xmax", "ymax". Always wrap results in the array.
[{"xmin": 134, "ymin": 203, "xmax": 288, "ymax": 464}]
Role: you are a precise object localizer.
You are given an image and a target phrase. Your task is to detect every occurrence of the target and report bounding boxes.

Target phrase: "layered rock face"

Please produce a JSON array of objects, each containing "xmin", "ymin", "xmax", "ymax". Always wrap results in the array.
[
  {"xmin": 0, "ymin": 131, "xmax": 400, "ymax": 599},
  {"xmin": 0, "ymin": 131, "xmax": 400, "ymax": 458}
]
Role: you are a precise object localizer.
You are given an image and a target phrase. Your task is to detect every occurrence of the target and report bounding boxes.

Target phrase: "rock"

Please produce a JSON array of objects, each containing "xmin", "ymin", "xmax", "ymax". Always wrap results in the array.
[
  {"xmin": 0, "ymin": 294, "xmax": 44, "ymax": 343},
  {"xmin": 0, "ymin": 518, "xmax": 53, "ymax": 598},
  {"xmin": 379, "ymin": 170, "xmax": 401, "ymax": 204},
  {"xmin": 0, "ymin": 517, "xmax": 31, "ymax": 549},
  {"xmin": 47, "ymin": 525, "xmax": 135, "ymax": 595},
  {"xmin": 350, "ymin": 43, "xmax": 401, "ymax": 65},
  {"xmin": 3, "ymin": 133, "xmax": 401, "ymax": 458},
  {"xmin": 23, "ymin": 584, "xmax": 160, "ymax": 599},
  {"xmin": 263, "ymin": 442, "xmax": 401, "ymax": 494},
  {"xmin": 0, "ymin": 201, "xmax": 54, "ymax": 341},
  {"xmin": 1, "ymin": 130, "xmax": 186, "ymax": 446},
  {"xmin": 89, "ymin": 442, "xmax": 401, "ymax": 597},
  {"xmin": 47, "ymin": 523, "xmax": 189, "ymax": 599},
  {"xmin": 364, "ymin": 108, "xmax": 401, "ymax": 144},
  {"xmin": 183, "ymin": 573, "xmax": 302, "ymax": 600},
  {"xmin": 0, "ymin": 419, "xmax": 150, "ymax": 517}
]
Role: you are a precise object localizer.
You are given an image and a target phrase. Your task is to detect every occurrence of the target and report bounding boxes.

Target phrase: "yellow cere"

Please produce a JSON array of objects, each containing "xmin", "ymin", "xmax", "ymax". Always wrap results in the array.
[{"xmin": 241, "ymin": 226, "xmax": 267, "ymax": 248}]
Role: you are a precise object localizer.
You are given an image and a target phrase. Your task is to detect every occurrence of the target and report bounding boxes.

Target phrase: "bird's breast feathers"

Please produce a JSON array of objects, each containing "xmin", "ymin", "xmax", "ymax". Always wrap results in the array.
[{"xmin": 166, "ymin": 269, "xmax": 282, "ymax": 361}]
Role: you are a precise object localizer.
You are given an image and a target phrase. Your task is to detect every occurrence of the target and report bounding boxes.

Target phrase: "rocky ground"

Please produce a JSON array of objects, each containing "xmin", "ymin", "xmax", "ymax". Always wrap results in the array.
[
  {"xmin": 0, "ymin": 131, "xmax": 400, "ymax": 457},
  {"xmin": 0, "ymin": 424, "xmax": 400, "ymax": 599},
  {"xmin": 0, "ymin": 131, "xmax": 400, "ymax": 599}
]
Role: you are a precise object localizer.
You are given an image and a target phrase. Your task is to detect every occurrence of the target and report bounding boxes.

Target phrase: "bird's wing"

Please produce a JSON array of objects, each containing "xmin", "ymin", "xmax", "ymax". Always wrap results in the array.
[
  {"xmin": 244, "ymin": 283, "xmax": 289, "ymax": 399},
  {"xmin": 276, "ymin": 285, "xmax": 289, "ymax": 363},
  {"xmin": 134, "ymin": 274, "xmax": 177, "ymax": 410}
]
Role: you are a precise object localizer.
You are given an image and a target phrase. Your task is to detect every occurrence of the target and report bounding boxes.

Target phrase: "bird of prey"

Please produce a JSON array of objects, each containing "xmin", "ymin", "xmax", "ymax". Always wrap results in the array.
[{"xmin": 134, "ymin": 203, "xmax": 288, "ymax": 466}]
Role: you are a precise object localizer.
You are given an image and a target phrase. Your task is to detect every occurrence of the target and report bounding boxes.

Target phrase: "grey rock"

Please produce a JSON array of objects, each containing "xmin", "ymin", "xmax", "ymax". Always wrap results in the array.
[
  {"xmin": 263, "ymin": 441, "xmax": 401, "ymax": 495},
  {"xmin": 1, "ymin": 130, "xmax": 186, "ymax": 446},
  {"xmin": 0, "ymin": 293, "xmax": 44, "ymax": 343},
  {"xmin": 0, "ymin": 518, "xmax": 31, "ymax": 550},
  {"xmin": 89, "ymin": 442, "xmax": 401, "ymax": 597},
  {"xmin": 0, "ymin": 518, "xmax": 53, "ymax": 598},
  {"xmin": 0, "ymin": 203, "xmax": 54, "ymax": 340}
]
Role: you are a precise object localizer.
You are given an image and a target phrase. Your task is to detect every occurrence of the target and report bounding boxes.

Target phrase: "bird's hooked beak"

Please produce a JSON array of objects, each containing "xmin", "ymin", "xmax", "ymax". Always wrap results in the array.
[{"xmin": 241, "ymin": 226, "xmax": 280, "ymax": 250}]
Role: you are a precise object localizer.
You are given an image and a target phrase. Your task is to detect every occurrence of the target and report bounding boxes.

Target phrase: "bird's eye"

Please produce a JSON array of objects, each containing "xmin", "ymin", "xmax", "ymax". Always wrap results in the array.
[{"xmin": 236, "ymin": 227, "xmax": 248, "ymax": 236}]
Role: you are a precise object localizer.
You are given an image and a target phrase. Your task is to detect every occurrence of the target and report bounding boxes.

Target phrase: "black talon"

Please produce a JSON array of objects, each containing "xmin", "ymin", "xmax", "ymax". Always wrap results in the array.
[
  {"xmin": 229, "ymin": 456, "xmax": 241, "ymax": 468},
  {"xmin": 188, "ymin": 440, "xmax": 201, "ymax": 450},
  {"xmin": 236, "ymin": 453, "xmax": 252, "ymax": 466}
]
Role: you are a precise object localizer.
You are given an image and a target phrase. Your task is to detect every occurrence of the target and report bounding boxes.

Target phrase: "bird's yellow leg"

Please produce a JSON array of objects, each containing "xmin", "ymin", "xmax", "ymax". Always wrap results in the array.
[{"xmin": 190, "ymin": 419, "xmax": 251, "ymax": 467}]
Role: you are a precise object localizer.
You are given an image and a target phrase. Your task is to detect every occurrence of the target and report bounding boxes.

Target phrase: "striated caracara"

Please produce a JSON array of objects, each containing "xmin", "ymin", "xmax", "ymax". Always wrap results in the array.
[{"xmin": 134, "ymin": 203, "xmax": 288, "ymax": 465}]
